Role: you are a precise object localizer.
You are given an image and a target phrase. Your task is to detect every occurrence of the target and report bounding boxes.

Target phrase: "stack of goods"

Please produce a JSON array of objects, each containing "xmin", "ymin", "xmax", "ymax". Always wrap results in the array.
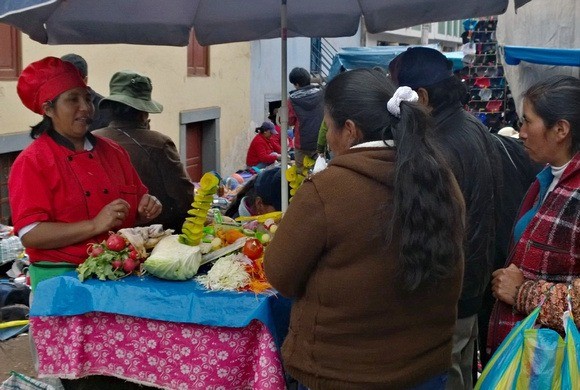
[{"xmin": 458, "ymin": 16, "xmax": 518, "ymax": 132}]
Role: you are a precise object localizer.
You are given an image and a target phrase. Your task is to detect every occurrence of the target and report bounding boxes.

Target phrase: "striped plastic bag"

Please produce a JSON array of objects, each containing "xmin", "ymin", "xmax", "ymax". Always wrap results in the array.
[
  {"xmin": 476, "ymin": 299, "xmax": 579, "ymax": 390},
  {"xmin": 516, "ymin": 327, "xmax": 565, "ymax": 389},
  {"xmin": 561, "ymin": 305, "xmax": 580, "ymax": 390}
]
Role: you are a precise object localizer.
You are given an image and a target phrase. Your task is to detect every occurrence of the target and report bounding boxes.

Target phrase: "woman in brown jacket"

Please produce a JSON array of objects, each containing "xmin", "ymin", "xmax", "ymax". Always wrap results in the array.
[{"xmin": 264, "ymin": 69, "xmax": 466, "ymax": 390}]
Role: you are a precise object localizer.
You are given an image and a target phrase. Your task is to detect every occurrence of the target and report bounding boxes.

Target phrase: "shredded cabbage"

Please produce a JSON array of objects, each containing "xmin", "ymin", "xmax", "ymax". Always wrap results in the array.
[{"xmin": 196, "ymin": 253, "xmax": 251, "ymax": 291}]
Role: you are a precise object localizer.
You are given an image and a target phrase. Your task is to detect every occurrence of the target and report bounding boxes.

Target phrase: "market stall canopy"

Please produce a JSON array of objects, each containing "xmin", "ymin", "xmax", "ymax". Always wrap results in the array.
[
  {"xmin": 327, "ymin": 46, "xmax": 465, "ymax": 81},
  {"xmin": 0, "ymin": 0, "xmax": 537, "ymax": 211},
  {"xmin": 501, "ymin": 46, "xmax": 580, "ymax": 67},
  {"xmin": 1, "ymin": 0, "xmax": 531, "ymax": 47}
]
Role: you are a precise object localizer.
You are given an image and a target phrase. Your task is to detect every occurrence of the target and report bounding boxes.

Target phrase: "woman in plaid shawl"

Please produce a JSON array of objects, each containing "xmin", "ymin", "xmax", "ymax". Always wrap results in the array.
[{"xmin": 487, "ymin": 75, "xmax": 580, "ymax": 354}]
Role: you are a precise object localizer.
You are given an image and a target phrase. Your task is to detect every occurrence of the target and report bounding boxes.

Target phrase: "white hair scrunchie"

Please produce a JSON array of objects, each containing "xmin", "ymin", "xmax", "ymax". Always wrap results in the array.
[{"xmin": 387, "ymin": 86, "xmax": 419, "ymax": 118}]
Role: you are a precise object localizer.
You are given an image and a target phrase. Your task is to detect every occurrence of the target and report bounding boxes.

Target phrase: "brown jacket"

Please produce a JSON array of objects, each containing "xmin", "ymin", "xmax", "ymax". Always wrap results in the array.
[
  {"xmin": 93, "ymin": 121, "xmax": 194, "ymax": 232},
  {"xmin": 264, "ymin": 146, "xmax": 464, "ymax": 390}
]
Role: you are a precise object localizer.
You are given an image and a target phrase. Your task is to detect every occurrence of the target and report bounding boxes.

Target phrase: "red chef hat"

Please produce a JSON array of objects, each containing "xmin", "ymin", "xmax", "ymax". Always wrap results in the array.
[{"xmin": 17, "ymin": 56, "xmax": 87, "ymax": 115}]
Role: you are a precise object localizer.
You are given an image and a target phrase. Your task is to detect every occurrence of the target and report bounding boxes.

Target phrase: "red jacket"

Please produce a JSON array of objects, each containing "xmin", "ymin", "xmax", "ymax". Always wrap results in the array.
[
  {"xmin": 245, "ymin": 133, "xmax": 281, "ymax": 167},
  {"xmin": 270, "ymin": 129, "xmax": 294, "ymax": 151},
  {"xmin": 488, "ymin": 152, "xmax": 580, "ymax": 351},
  {"xmin": 9, "ymin": 132, "xmax": 147, "ymax": 264}
]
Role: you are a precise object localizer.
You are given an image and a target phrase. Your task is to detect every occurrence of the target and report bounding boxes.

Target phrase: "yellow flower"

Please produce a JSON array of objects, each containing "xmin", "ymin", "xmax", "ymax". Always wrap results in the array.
[
  {"xmin": 285, "ymin": 165, "xmax": 297, "ymax": 182},
  {"xmin": 303, "ymin": 155, "xmax": 316, "ymax": 168}
]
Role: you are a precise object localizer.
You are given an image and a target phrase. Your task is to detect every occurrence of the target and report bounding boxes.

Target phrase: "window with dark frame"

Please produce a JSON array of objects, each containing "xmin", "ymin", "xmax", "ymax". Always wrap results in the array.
[
  {"xmin": 0, "ymin": 23, "xmax": 21, "ymax": 80},
  {"xmin": 187, "ymin": 29, "xmax": 209, "ymax": 77},
  {"xmin": 0, "ymin": 152, "xmax": 20, "ymax": 225},
  {"xmin": 0, "ymin": 24, "xmax": 22, "ymax": 224}
]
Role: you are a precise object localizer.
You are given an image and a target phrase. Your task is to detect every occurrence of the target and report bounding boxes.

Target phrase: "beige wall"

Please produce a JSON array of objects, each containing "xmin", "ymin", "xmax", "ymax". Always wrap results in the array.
[{"xmin": 0, "ymin": 39, "xmax": 253, "ymax": 178}]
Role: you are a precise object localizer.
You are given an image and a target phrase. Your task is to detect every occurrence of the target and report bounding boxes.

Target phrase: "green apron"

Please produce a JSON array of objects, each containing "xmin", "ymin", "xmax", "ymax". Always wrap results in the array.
[{"xmin": 28, "ymin": 262, "xmax": 77, "ymax": 292}]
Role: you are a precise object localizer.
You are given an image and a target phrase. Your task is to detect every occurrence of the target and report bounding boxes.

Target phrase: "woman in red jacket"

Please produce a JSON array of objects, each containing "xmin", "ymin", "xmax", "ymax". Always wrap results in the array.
[
  {"xmin": 10, "ymin": 57, "xmax": 162, "ymax": 274},
  {"xmin": 246, "ymin": 121, "xmax": 281, "ymax": 169},
  {"xmin": 10, "ymin": 56, "xmax": 162, "ymax": 389}
]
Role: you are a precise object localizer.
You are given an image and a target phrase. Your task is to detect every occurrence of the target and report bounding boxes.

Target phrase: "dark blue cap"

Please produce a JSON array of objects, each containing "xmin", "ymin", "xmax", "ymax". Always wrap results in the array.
[
  {"xmin": 255, "ymin": 166, "xmax": 282, "ymax": 211},
  {"xmin": 391, "ymin": 47, "xmax": 454, "ymax": 90}
]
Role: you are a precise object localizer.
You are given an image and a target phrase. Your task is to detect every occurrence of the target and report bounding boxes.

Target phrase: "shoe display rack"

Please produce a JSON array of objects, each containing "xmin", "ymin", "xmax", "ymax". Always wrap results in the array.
[{"xmin": 459, "ymin": 17, "xmax": 518, "ymax": 132}]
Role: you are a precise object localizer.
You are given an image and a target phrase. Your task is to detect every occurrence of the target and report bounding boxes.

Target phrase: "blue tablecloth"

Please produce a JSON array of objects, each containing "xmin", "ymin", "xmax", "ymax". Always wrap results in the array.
[{"xmin": 30, "ymin": 272, "xmax": 292, "ymax": 348}]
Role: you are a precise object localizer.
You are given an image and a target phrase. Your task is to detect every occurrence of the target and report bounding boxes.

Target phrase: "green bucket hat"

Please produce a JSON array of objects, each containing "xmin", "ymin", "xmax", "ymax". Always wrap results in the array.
[{"xmin": 100, "ymin": 70, "xmax": 163, "ymax": 113}]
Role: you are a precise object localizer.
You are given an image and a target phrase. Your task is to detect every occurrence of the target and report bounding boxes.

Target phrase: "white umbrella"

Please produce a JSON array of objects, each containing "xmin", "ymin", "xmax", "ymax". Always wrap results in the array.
[{"xmin": 0, "ymin": 0, "xmax": 535, "ymax": 210}]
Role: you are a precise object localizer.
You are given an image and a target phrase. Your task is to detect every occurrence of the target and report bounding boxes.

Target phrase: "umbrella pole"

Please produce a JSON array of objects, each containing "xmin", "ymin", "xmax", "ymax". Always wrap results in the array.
[{"xmin": 280, "ymin": 0, "xmax": 289, "ymax": 212}]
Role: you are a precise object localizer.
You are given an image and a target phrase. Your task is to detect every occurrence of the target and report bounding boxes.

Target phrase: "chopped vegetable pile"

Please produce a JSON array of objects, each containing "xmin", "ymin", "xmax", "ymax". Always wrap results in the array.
[{"xmin": 195, "ymin": 250, "xmax": 271, "ymax": 293}]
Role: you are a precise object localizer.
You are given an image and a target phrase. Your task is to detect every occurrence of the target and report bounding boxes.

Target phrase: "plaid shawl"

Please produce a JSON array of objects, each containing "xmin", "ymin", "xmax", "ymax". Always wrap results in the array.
[{"xmin": 488, "ymin": 152, "xmax": 580, "ymax": 352}]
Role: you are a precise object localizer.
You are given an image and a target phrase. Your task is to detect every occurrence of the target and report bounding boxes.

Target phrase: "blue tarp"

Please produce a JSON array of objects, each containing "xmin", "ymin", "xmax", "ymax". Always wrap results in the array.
[
  {"xmin": 30, "ymin": 272, "xmax": 292, "ymax": 348},
  {"xmin": 327, "ymin": 46, "xmax": 465, "ymax": 81},
  {"xmin": 502, "ymin": 45, "xmax": 580, "ymax": 67}
]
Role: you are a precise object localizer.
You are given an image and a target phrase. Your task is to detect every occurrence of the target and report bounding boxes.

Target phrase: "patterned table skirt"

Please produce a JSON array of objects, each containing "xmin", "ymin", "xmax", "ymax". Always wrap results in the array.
[{"xmin": 31, "ymin": 313, "xmax": 286, "ymax": 390}]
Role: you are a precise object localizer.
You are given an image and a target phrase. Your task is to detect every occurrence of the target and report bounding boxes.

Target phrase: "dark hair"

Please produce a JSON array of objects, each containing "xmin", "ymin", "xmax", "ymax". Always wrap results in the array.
[
  {"xmin": 324, "ymin": 68, "xmax": 464, "ymax": 291},
  {"xmin": 254, "ymin": 166, "xmax": 283, "ymax": 211},
  {"xmin": 102, "ymin": 100, "xmax": 142, "ymax": 122},
  {"xmin": 255, "ymin": 125, "xmax": 269, "ymax": 134},
  {"xmin": 389, "ymin": 48, "xmax": 467, "ymax": 113},
  {"xmin": 289, "ymin": 67, "xmax": 311, "ymax": 87},
  {"xmin": 523, "ymin": 75, "xmax": 580, "ymax": 154},
  {"xmin": 29, "ymin": 98, "xmax": 59, "ymax": 138},
  {"xmin": 422, "ymin": 76, "xmax": 469, "ymax": 114}
]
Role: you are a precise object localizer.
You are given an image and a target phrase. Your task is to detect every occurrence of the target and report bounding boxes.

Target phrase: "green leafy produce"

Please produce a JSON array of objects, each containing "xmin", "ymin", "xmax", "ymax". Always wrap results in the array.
[
  {"xmin": 144, "ymin": 235, "xmax": 201, "ymax": 280},
  {"xmin": 77, "ymin": 233, "xmax": 144, "ymax": 282}
]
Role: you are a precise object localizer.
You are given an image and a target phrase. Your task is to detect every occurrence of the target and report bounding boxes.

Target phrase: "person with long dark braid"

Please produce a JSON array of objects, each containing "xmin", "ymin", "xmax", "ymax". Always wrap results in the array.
[{"xmin": 264, "ymin": 68, "xmax": 465, "ymax": 390}]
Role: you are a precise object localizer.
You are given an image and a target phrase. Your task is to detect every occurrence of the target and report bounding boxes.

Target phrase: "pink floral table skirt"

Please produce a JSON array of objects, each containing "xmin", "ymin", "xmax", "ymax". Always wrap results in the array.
[{"xmin": 31, "ymin": 313, "xmax": 286, "ymax": 390}]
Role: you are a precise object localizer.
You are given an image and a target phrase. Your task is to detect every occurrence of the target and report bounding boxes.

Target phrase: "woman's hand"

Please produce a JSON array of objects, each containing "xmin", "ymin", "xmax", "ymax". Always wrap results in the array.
[
  {"xmin": 93, "ymin": 198, "xmax": 131, "ymax": 233},
  {"xmin": 20, "ymin": 199, "xmax": 130, "ymax": 250},
  {"xmin": 137, "ymin": 194, "xmax": 162, "ymax": 223},
  {"xmin": 491, "ymin": 264, "xmax": 526, "ymax": 306}
]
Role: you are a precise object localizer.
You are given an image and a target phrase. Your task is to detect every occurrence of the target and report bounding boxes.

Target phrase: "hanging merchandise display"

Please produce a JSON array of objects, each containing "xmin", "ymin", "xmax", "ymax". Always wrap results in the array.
[{"xmin": 457, "ymin": 16, "xmax": 518, "ymax": 132}]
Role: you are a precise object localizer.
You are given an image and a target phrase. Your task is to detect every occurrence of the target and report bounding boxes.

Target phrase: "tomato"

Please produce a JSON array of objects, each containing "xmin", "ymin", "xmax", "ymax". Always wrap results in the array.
[
  {"xmin": 242, "ymin": 238, "xmax": 263, "ymax": 260},
  {"xmin": 106, "ymin": 233, "xmax": 126, "ymax": 252}
]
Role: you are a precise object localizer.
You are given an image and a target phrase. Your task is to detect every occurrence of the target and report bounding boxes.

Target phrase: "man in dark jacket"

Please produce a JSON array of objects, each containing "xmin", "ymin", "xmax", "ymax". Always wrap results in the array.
[
  {"xmin": 93, "ymin": 70, "xmax": 194, "ymax": 233},
  {"xmin": 390, "ymin": 47, "xmax": 502, "ymax": 390},
  {"xmin": 60, "ymin": 53, "xmax": 112, "ymax": 131},
  {"xmin": 288, "ymin": 67, "xmax": 324, "ymax": 169}
]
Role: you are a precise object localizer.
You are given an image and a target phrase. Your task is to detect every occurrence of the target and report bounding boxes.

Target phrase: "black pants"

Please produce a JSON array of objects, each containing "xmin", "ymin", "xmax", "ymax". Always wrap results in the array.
[{"xmin": 61, "ymin": 376, "xmax": 157, "ymax": 390}]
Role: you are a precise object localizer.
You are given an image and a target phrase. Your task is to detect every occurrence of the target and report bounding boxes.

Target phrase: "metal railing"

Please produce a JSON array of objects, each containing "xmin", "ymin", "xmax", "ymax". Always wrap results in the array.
[{"xmin": 310, "ymin": 37, "xmax": 338, "ymax": 83}]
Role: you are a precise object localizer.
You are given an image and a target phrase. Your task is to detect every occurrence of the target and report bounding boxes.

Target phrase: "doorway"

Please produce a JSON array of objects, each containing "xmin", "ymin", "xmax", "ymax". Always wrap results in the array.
[{"xmin": 180, "ymin": 107, "xmax": 221, "ymax": 182}]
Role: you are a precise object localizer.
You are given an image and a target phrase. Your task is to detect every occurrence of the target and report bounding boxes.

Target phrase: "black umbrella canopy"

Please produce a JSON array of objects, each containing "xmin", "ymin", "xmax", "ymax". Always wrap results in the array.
[
  {"xmin": 1, "ymin": 0, "xmax": 532, "ymax": 47},
  {"xmin": 0, "ymin": 0, "xmax": 534, "ymax": 210}
]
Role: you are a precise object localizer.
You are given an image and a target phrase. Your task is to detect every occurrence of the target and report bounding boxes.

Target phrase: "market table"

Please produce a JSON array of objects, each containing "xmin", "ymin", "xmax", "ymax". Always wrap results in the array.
[{"xmin": 29, "ymin": 272, "xmax": 292, "ymax": 390}]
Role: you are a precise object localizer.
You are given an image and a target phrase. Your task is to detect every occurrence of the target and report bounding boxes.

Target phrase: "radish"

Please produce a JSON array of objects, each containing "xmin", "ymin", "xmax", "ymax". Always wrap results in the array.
[
  {"xmin": 89, "ymin": 244, "xmax": 104, "ymax": 257},
  {"xmin": 106, "ymin": 233, "xmax": 126, "ymax": 251},
  {"xmin": 112, "ymin": 259, "xmax": 123, "ymax": 270},
  {"xmin": 123, "ymin": 258, "xmax": 138, "ymax": 273}
]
